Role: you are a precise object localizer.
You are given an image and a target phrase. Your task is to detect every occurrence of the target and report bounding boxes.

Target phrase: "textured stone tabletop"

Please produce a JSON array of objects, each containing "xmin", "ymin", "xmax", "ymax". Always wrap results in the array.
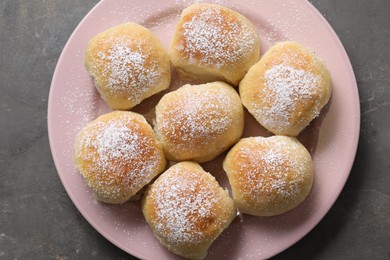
[{"xmin": 1, "ymin": 0, "xmax": 389, "ymax": 259}]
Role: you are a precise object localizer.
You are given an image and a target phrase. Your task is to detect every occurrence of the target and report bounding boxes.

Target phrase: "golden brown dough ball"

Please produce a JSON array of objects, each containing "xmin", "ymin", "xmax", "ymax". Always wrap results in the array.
[
  {"xmin": 74, "ymin": 111, "xmax": 166, "ymax": 204},
  {"xmin": 223, "ymin": 136, "xmax": 314, "ymax": 216},
  {"xmin": 155, "ymin": 81, "xmax": 244, "ymax": 163},
  {"xmin": 142, "ymin": 161, "xmax": 236, "ymax": 260},
  {"xmin": 239, "ymin": 41, "xmax": 331, "ymax": 136},
  {"xmin": 170, "ymin": 3, "xmax": 260, "ymax": 85},
  {"xmin": 85, "ymin": 22, "xmax": 171, "ymax": 110}
]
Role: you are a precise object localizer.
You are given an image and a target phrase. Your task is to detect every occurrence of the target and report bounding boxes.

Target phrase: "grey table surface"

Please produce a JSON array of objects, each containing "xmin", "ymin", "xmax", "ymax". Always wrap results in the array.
[{"xmin": 1, "ymin": 0, "xmax": 389, "ymax": 259}]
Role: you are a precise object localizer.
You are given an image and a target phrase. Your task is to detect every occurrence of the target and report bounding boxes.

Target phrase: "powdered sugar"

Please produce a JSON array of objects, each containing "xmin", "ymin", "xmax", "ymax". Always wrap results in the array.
[
  {"xmin": 96, "ymin": 40, "xmax": 160, "ymax": 104},
  {"xmin": 88, "ymin": 122, "xmax": 140, "ymax": 171},
  {"xmin": 177, "ymin": 6, "xmax": 256, "ymax": 67},
  {"xmin": 258, "ymin": 64, "xmax": 321, "ymax": 129},
  {"xmin": 76, "ymin": 113, "xmax": 161, "ymax": 201},
  {"xmin": 148, "ymin": 164, "xmax": 223, "ymax": 245},
  {"xmin": 232, "ymin": 137, "xmax": 308, "ymax": 201},
  {"xmin": 157, "ymin": 85, "xmax": 237, "ymax": 150}
]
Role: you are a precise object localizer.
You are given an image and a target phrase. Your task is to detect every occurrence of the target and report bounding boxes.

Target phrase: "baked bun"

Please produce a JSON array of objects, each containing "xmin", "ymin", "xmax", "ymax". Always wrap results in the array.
[
  {"xmin": 74, "ymin": 111, "xmax": 166, "ymax": 204},
  {"xmin": 142, "ymin": 161, "xmax": 236, "ymax": 260},
  {"xmin": 223, "ymin": 136, "xmax": 314, "ymax": 216},
  {"xmin": 239, "ymin": 41, "xmax": 331, "ymax": 136},
  {"xmin": 170, "ymin": 3, "xmax": 260, "ymax": 85},
  {"xmin": 155, "ymin": 81, "xmax": 244, "ymax": 163},
  {"xmin": 85, "ymin": 22, "xmax": 171, "ymax": 110}
]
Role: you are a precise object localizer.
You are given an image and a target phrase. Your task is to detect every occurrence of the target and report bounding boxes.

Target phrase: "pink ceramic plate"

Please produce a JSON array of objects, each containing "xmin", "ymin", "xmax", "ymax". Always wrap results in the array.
[{"xmin": 48, "ymin": 0, "xmax": 360, "ymax": 259}]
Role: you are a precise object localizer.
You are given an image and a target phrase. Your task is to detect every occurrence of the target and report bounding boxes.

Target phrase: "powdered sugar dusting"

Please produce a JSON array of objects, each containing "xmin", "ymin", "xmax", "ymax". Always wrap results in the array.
[
  {"xmin": 233, "ymin": 137, "xmax": 309, "ymax": 202},
  {"xmin": 148, "ymin": 164, "xmax": 224, "ymax": 245},
  {"xmin": 257, "ymin": 64, "xmax": 321, "ymax": 129},
  {"xmin": 157, "ymin": 85, "xmax": 237, "ymax": 151},
  {"xmin": 177, "ymin": 5, "xmax": 256, "ymax": 67},
  {"xmin": 48, "ymin": 0, "xmax": 339, "ymax": 258},
  {"xmin": 76, "ymin": 113, "xmax": 161, "ymax": 201},
  {"xmin": 94, "ymin": 38, "xmax": 161, "ymax": 104},
  {"xmin": 56, "ymin": 50, "xmax": 108, "ymax": 167}
]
